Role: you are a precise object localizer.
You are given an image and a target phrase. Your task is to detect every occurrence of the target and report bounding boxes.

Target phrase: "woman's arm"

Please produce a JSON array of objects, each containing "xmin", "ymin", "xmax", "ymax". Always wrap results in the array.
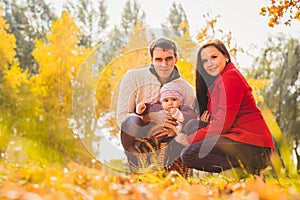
[{"xmin": 187, "ymin": 71, "xmax": 247, "ymax": 144}]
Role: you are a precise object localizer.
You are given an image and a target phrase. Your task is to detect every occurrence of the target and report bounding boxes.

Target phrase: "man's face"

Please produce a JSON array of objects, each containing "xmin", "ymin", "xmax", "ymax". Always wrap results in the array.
[{"xmin": 151, "ymin": 47, "xmax": 178, "ymax": 83}]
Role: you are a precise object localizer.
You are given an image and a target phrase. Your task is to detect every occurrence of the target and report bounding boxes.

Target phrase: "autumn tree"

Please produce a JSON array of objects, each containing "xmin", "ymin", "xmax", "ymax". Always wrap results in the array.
[
  {"xmin": 1, "ymin": 0, "xmax": 55, "ymax": 74},
  {"xmin": 248, "ymin": 35, "xmax": 300, "ymax": 171},
  {"xmin": 88, "ymin": 0, "xmax": 147, "ymax": 68},
  {"xmin": 121, "ymin": 0, "xmax": 145, "ymax": 33},
  {"xmin": 260, "ymin": 0, "xmax": 300, "ymax": 27},
  {"xmin": 161, "ymin": 1, "xmax": 188, "ymax": 37},
  {"xmin": 103, "ymin": 26, "xmax": 127, "ymax": 63},
  {"xmin": 0, "ymin": 6, "xmax": 56, "ymax": 163},
  {"xmin": 69, "ymin": 28, "xmax": 149, "ymax": 161},
  {"xmin": 0, "ymin": 6, "xmax": 17, "ymax": 155},
  {"xmin": 64, "ymin": 0, "xmax": 109, "ymax": 48},
  {"xmin": 94, "ymin": 27, "xmax": 149, "ymax": 138},
  {"xmin": 0, "ymin": 6, "xmax": 16, "ymax": 72},
  {"xmin": 32, "ymin": 12, "xmax": 92, "ymax": 164}
]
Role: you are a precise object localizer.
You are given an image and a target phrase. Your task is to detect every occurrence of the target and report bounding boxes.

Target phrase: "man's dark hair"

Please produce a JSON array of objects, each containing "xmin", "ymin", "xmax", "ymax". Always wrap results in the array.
[{"xmin": 148, "ymin": 37, "xmax": 178, "ymax": 58}]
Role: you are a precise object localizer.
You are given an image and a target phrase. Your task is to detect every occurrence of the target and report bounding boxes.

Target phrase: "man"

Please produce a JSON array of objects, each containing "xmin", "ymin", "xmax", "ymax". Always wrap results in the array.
[{"xmin": 117, "ymin": 37, "xmax": 195, "ymax": 175}]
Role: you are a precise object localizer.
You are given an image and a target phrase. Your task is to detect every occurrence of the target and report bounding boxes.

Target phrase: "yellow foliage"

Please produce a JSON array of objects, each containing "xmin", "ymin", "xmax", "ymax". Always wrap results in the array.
[
  {"xmin": 197, "ymin": 28, "xmax": 207, "ymax": 42},
  {"xmin": 96, "ymin": 48, "xmax": 149, "ymax": 114},
  {"xmin": 0, "ymin": 161, "xmax": 299, "ymax": 199},
  {"xmin": 0, "ymin": 123, "xmax": 10, "ymax": 151},
  {"xmin": 174, "ymin": 32, "xmax": 198, "ymax": 63},
  {"xmin": 179, "ymin": 20, "xmax": 190, "ymax": 37},
  {"xmin": 33, "ymin": 12, "xmax": 88, "ymax": 79},
  {"xmin": 245, "ymin": 175, "xmax": 287, "ymax": 200},
  {"xmin": 196, "ymin": 13, "xmax": 220, "ymax": 43},
  {"xmin": 94, "ymin": 48, "xmax": 149, "ymax": 137},
  {"xmin": 260, "ymin": 103, "xmax": 298, "ymax": 178},
  {"xmin": 123, "ymin": 27, "xmax": 149, "ymax": 54},
  {"xmin": 260, "ymin": 0, "xmax": 300, "ymax": 27},
  {"xmin": 1, "ymin": 63, "xmax": 42, "ymax": 116},
  {"xmin": 2, "ymin": 62, "xmax": 28, "ymax": 91},
  {"xmin": 28, "ymin": 11, "xmax": 92, "ymax": 162},
  {"xmin": 176, "ymin": 58, "xmax": 195, "ymax": 86},
  {"xmin": 248, "ymin": 78, "xmax": 298, "ymax": 178},
  {"xmin": 0, "ymin": 7, "xmax": 17, "ymax": 70},
  {"xmin": 32, "ymin": 11, "xmax": 90, "ymax": 113},
  {"xmin": 247, "ymin": 78, "xmax": 269, "ymax": 103}
]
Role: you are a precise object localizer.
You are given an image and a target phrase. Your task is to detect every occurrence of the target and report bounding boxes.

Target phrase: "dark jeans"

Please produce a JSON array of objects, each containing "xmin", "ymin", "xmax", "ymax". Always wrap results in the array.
[
  {"xmin": 180, "ymin": 136, "xmax": 272, "ymax": 174},
  {"xmin": 121, "ymin": 115, "xmax": 155, "ymax": 153}
]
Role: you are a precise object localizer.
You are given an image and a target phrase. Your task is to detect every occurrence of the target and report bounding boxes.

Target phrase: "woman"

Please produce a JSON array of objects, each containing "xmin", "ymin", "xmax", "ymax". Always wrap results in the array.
[{"xmin": 176, "ymin": 39, "xmax": 274, "ymax": 175}]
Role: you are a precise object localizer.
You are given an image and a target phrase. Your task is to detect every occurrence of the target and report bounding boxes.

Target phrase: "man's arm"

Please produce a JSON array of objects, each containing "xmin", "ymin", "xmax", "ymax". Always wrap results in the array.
[{"xmin": 116, "ymin": 71, "xmax": 137, "ymax": 126}]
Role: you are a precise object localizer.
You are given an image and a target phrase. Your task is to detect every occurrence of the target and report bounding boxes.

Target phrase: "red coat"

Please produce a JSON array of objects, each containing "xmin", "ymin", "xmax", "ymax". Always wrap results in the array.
[{"xmin": 187, "ymin": 63, "xmax": 274, "ymax": 150}]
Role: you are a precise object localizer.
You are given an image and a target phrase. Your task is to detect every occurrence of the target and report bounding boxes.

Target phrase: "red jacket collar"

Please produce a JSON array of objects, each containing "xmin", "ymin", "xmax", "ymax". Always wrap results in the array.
[{"xmin": 220, "ymin": 62, "xmax": 235, "ymax": 75}]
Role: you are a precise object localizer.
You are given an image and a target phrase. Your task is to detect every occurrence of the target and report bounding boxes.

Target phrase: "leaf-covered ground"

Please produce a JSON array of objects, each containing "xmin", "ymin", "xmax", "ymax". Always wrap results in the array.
[{"xmin": 0, "ymin": 161, "xmax": 299, "ymax": 200}]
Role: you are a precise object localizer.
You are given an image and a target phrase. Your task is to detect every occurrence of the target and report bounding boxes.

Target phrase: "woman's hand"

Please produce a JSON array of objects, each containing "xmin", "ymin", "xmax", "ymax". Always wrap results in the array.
[{"xmin": 200, "ymin": 110, "xmax": 210, "ymax": 122}]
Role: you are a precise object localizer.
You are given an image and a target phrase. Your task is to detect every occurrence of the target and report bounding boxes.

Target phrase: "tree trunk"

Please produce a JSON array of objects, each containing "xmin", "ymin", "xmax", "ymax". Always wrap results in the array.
[{"xmin": 295, "ymin": 141, "xmax": 300, "ymax": 173}]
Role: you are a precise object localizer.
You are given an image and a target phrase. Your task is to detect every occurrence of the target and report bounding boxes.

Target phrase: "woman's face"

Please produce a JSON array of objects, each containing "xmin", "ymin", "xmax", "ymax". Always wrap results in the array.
[{"xmin": 200, "ymin": 46, "xmax": 228, "ymax": 76}]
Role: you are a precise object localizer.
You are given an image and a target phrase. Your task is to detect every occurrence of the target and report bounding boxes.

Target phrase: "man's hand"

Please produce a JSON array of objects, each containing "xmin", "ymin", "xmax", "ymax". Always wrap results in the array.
[
  {"xmin": 152, "ymin": 127, "xmax": 177, "ymax": 139},
  {"xmin": 149, "ymin": 111, "xmax": 178, "ymax": 139}
]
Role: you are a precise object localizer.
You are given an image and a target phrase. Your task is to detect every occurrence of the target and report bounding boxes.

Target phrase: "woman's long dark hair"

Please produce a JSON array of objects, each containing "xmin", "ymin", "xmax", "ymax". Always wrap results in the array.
[{"xmin": 195, "ymin": 39, "xmax": 231, "ymax": 115}]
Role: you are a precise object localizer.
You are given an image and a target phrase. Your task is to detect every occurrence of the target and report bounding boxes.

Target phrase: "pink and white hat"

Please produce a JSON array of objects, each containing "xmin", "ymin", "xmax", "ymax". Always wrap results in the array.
[{"xmin": 160, "ymin": 82, "xmax": 183, "ymax": 103}]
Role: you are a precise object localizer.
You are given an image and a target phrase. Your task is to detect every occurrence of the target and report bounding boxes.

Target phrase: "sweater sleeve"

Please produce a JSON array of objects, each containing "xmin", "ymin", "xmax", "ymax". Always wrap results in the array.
[
  {"xmin": 187, "ymin": 71, "xmax": 247, "ymax": 144},
  {"xmin": 116, "ymin": 70, "xmax": 137, "ymax": 125}
]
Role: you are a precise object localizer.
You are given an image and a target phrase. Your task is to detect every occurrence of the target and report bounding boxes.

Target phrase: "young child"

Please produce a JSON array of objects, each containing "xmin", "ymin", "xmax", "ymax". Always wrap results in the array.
[
  {"xmin": 135, "ymin": 82, "xmax": 198, "ymax": 133},
  {"xmin": 134, "ymin": 82, "xmax": 207, "ymax": 174}
]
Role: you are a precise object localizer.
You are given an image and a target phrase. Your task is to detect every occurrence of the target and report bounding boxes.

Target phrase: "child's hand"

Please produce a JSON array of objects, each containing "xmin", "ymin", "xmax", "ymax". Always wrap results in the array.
[
  {"xmin": 200, "ymin": 110, "xmax": 210, "ymax": 122},
  {"xmin": 169, "ymin": 107, "xmax": 178, "ymax": 115},
  {"xmin": 136, "ymin": 102, "xmax": 146, "ymax": 114},
  {"xmin": 170, "ymin": 108, "xmax": 183, "ymax": 120},
  {"xmin": 171, "ymin": 108, "xmax": 184, "ymax": 122}
]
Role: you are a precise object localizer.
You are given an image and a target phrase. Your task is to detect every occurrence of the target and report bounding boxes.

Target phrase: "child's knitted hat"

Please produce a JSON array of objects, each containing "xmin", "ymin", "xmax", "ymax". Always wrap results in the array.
[{"xmin": 160, "ymin": 82, "xmax": 183, "ymax": 103}]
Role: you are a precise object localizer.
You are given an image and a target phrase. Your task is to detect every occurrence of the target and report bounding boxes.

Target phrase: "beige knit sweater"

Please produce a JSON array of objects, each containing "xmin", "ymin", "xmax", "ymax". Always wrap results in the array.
[{"xmin": 116, "ymin": 67, "xmax": 196, "ymax": 126}]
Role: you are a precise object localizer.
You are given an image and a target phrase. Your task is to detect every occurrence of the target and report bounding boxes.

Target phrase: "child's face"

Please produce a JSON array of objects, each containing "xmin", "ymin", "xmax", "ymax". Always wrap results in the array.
[{"xmin": 161, "ymin": 97, "xmax": 180, "ymax": 112}]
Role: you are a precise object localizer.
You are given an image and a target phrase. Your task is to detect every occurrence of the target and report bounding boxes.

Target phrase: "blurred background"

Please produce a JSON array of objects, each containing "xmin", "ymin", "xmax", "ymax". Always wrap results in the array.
[{"xmin": 0, "ymin": 0, "xmax": 299, "ymax": 175}]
